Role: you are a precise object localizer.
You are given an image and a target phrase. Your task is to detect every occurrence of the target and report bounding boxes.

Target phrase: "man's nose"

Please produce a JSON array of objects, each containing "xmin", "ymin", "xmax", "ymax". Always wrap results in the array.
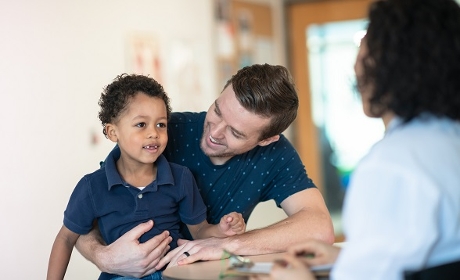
[{"xmin": 210, "ymin": 121, "xmax": 226, "ymax": 139}]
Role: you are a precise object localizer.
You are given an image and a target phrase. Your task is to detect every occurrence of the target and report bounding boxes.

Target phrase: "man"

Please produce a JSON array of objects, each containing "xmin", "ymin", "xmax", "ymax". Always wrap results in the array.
[{"xmin": 76, "ymin": 64, "xmax": 334, "ymax": 278}]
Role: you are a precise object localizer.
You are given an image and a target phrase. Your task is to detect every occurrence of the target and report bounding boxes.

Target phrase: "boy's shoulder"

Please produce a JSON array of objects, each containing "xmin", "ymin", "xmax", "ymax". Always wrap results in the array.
[
  {"xmin": 166, "ymin": 160, "xmax": 193, "ymax": 175},
  {"xmin": 79, "ymin": 165, "xmax": 109, "ymax": 185}
]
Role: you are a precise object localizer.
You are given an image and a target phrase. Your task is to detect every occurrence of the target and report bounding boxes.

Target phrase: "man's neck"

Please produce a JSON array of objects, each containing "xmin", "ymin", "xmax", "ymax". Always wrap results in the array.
[{"xmin": 209, "ymin": 155, "xmax": 232, "ymax": 165}]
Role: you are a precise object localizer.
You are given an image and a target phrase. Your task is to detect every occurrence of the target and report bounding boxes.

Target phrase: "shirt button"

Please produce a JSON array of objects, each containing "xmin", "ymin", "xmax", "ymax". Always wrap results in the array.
[{"xmin": 138, "ymin": 193, "xmax": 143, "ymax": 199}]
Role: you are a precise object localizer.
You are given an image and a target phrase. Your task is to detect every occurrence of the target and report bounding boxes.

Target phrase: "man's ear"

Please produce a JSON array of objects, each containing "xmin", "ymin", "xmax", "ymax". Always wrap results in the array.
[
  {"xmin": 105, "ymin": 124, "xmax": 118, "ymax": 143},
  {"xmin": 258, "ymin": 135, "xmax": 280, "ymax": 147}
]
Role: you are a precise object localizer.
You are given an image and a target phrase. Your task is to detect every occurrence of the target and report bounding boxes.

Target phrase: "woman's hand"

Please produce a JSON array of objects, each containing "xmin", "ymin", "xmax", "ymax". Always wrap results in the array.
[{"xmin": 287, "ymin": 239, "xmax": 340, "ymax": 267}]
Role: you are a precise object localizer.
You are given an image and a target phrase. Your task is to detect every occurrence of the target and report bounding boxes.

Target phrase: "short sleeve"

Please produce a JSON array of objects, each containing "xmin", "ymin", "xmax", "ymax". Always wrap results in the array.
[
  {"xmin": 177, "ymin": 168, "xmax": 207, "ymax": 225},
  {"xmin": 63, "ymin": 176, "xmax": 97, "ymax": 235}
]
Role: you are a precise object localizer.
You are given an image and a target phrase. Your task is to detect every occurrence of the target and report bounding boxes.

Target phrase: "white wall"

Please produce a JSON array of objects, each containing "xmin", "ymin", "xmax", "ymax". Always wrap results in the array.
[
  {"xmin": 0, "ymin": 0, "xmax": 286, "ymax": 279},
  {"xmin": 0, "ymin": 1, "xmax": 215, "ymax": 279}
]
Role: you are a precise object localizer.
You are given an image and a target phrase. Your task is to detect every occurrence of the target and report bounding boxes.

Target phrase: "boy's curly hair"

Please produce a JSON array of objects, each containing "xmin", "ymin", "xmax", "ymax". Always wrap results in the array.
[{"xmin": 98, "ymin": 74, "xmax": 171, "ymax": 137}]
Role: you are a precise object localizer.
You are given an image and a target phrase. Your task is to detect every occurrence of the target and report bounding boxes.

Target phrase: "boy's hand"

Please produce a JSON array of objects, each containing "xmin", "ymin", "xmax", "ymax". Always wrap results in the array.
[{"xmin": 218, "ymin": 212, "xmax": 246, "ymax": 236}]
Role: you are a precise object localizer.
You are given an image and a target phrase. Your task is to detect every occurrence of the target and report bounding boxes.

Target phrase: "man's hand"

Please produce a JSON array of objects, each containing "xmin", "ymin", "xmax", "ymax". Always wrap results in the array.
[
  {"xmin": 156, "ymin": 237, "xmax": 229, "ymax": 269},
  {"xmin": 77, "ymin": 220, "xmax": 172, "ymax": 278}
]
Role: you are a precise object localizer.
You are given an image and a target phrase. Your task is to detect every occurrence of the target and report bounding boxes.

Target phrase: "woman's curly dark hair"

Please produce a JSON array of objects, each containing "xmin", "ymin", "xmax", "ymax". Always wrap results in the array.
[
  {"xmin": 361, "ymin": 0, "xmax": 460, "ymax": 122},
  {"xmin": 98, "ymin": 74, "xmax": 172, "ymax": 137}
]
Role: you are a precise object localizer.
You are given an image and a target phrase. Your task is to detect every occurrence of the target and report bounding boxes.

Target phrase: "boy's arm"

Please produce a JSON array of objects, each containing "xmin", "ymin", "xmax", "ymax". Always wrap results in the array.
[
  {"xmin": 47, "ymin": 225, "xmax": 80, "ymax": 280},
  {"xmin": 187, "ymin": 220, "xmax": 222, "ymax": 240},
  {"xmin": 187, "ymin": 212, "xmax": 246, "ymax": 239}
]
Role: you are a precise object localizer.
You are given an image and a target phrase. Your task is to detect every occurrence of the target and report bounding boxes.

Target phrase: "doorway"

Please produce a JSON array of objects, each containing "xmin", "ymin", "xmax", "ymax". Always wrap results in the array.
[{"xmin": 287, "ymin": 0, "xmax": 382, "ymax": 240}]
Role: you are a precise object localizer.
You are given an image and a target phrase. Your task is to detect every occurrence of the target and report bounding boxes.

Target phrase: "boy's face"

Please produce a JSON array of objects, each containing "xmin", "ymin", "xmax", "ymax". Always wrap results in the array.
[
  {"xmin": 200, "ymin": 85, "xmax": 279, "ymax": 165},
  {"xmin": 106, "ymin": 92, "xmax": 168, "ymax": 166}
]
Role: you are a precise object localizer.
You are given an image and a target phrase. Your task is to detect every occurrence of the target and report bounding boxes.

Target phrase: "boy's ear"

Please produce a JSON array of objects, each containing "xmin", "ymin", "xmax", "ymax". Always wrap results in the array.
[
  {"xmin": 258, "ymin": 135, "xmax": 280, "ymax": 147},
  {"xmin": 105, "ymin": 124, "xmax": 118, "ymax": 142}
]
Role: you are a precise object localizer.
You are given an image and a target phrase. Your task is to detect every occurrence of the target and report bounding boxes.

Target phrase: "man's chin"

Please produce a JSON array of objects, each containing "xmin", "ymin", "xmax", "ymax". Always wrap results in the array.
[
  {"xmin": 201, "ymin": 139, "xmax": 234, "ymax": 158},
  {"xmin": 202, "ymin": 149, "xmax": 222, "ymax": 158},
  {"xmin": 201, "ymin": 145, "xmax": 229, "ymax": 159},
  {"xmin": 201, "ymin": 140, "xmax": 218, "ymax": 155}
]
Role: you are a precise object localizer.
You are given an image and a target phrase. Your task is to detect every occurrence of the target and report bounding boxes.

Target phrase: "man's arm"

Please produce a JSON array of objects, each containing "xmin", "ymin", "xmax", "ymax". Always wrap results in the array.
[
  {"xmin": 226, "ymin": 188, "xmax": 334, "ymax": 255},
  {"xmin": 75, "ymin": 220, "xmax": 172, "ymax": 278},
  {"xmin": 157, "ymin": 188, "xmax": 334, "ymax": 268}
]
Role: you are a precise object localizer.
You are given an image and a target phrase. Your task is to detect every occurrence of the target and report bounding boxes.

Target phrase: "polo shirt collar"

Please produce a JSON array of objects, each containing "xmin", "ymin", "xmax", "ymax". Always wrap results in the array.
[{"xmin": 104, "ymin": 146, "xmax": 175, "ymax": 191}]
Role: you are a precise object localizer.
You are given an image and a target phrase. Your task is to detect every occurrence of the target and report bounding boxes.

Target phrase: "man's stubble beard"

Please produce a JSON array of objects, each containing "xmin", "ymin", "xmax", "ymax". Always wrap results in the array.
[{"xmin": 199, "ymin": 134, "xmax": 234, "ymax": 159}]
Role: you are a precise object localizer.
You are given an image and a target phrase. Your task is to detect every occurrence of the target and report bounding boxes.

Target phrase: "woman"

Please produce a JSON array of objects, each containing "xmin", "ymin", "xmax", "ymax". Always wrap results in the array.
[{"xmin": 265, "ymin": 0, "xmax": 460, "ymax": 279}]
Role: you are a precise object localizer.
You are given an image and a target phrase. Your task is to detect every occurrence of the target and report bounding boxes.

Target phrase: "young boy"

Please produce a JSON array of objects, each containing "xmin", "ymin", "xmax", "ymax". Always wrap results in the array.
[{"xmin": 47, "ymin": 74, "xmax": 246, "ymax": 280}]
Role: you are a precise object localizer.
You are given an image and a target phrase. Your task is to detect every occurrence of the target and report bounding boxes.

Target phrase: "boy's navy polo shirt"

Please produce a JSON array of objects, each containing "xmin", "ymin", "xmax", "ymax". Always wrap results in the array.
[{"xmin": 63, "ymin": 147, "xmax": 207, "ymax": 250}]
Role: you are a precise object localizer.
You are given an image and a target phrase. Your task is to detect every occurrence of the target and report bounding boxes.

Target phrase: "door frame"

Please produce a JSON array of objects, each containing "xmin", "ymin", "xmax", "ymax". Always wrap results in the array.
[{"xmin": 287, "ymin": 0, "xmax": 372, "ymax": 194}]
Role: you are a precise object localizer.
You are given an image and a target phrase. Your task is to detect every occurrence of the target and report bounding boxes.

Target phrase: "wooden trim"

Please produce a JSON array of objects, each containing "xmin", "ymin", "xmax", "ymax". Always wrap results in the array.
[{"xmin": 287, "ymin": 0, "xmax": 372, "ymax": 194}]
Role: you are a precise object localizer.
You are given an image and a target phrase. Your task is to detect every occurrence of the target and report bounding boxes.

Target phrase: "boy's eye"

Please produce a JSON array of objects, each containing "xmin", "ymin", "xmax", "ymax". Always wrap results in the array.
[
  {"xmin": 136, "ymin": 123, "xmax": 146, "ymax": 128},
  {"xmin": 157, "ymin": 123, "xmax": 167, "ymax": 128}
]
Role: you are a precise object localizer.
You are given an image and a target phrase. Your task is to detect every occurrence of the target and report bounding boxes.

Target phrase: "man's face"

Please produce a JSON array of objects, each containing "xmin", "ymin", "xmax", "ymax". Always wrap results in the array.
[{"xmin": 200, "ymin": 85, "xmax": 275, "ymax": 165}]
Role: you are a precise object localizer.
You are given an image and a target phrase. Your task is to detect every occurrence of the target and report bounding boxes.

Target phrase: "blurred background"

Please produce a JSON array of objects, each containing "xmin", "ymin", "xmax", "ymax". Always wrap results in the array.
[{"xmin": 1, "ymin": 0, "xmax": 427, "ymax": 278}]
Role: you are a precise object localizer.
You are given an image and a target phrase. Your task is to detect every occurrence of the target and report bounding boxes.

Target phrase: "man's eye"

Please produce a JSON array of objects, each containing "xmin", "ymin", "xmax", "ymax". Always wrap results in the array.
[
  {"xmin": 136, "ymin": 123, "xmax": 146, "ymax": 128},
  {"xmin": 232, "ymin": 131, "xmax": 242, "ymax": 139}
]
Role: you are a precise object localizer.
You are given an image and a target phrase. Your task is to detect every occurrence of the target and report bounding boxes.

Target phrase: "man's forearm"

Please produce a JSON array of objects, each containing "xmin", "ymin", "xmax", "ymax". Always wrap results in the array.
[
  {"xmin": 75, "ymin": 228, "xmax": 108, "ymax": 271},
  {"xmin": 223, "ymin": 209, "xmax": 335, "ymax": 256}
]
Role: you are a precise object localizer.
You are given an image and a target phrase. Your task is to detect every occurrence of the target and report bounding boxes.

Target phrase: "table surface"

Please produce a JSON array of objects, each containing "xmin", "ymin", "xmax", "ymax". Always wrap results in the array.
[{"xmin": 162, "ymin": 252, "xmax": 330, "ymax": 280}]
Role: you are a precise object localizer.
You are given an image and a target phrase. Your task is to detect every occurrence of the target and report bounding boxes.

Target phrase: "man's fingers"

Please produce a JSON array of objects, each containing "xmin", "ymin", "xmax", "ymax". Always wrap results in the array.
[
  {"xmin": 145, "ymin": 231, "xmax": 171, "ymax": 263},
  {"xmin": 155, "ymin": 249, "xmax": 174, "ymax": 269},
  {"xmin": 124, "ymin": 220, "xmax": 154, "ymax": 240},
  {"xmin": 155, "ymin": 244, "xmax": 171, "ymax": 269},
  {"xmin": 156, "ymin": 242, "xmax": 187, "ymax": 269},
  {"xmin": 177, "ymin": 238, "xmax": 189, "ymax": 246},
  {"xmin": 155, "ymin": 255, "xmax": 170, "ymax": 270},
  {"xmin": 130, "ymin": 231, "xmax": 170, "ymax": 276},
  {"xmin": 163, "ymin": 241, "xmax": 203, "ymax": 267},
  {"xmin": 142, "ymin": 230, "xmax": 170, "ymax": 251},
  {"xmin": 177, "ymin": 250, "xmax": 202, "ymax": 265}
]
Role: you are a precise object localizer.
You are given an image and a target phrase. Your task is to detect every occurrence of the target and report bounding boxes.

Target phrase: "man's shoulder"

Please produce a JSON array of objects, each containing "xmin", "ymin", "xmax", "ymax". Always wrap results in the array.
[
  {"xmin": 170, "ymin": 111, "xmax": 206, "ymax": 124},
  {"xmin": 245, "ymin": 134, "xmax": 304, "ymax": 170}
]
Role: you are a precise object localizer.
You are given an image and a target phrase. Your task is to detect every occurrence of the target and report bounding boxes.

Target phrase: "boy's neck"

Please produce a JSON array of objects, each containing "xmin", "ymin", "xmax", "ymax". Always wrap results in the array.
[{"xmin": 116, "ymin": 156, "xmax": 157, "ymax": 188}]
